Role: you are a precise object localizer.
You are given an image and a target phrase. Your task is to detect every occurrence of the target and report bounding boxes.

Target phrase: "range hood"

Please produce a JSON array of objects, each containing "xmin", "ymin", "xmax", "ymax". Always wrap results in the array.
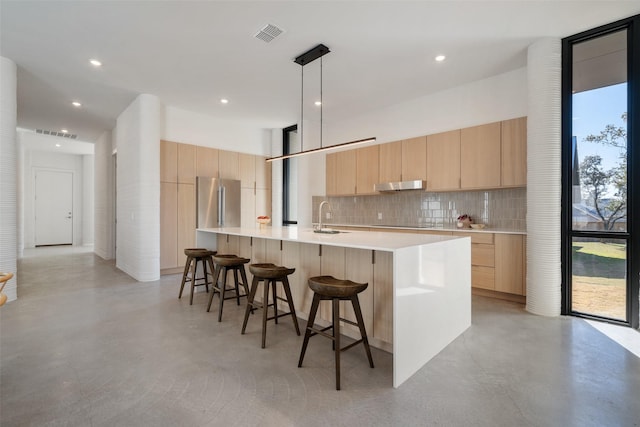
[{"xmin": 374, "ymin": 180, "xmax": 425, "ymax": 192}]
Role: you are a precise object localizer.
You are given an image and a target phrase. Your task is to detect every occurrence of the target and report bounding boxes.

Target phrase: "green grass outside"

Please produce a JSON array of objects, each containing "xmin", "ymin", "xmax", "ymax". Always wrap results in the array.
[{"xmin": 572, "ymin": 241, "xmax": 626, "ymax": 279}]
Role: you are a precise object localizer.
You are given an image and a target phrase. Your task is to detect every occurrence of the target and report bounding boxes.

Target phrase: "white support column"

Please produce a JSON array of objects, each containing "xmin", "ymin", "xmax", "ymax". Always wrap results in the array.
[
  {"xmin": 526, "ymin": 38, "xmax": 562, "ymax": 316},
  {"xmin": 0, "ymin": 56, "xmax": 18, "ymax": 301},
  {"xmin": 114, "ymin": 94, "xmax": 161, "ymax": 281}
]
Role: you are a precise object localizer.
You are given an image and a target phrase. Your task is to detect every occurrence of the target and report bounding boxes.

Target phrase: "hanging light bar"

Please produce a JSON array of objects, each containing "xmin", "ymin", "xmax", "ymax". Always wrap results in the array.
[
  {"xmin": 266, "ymin": 44, "xmax": 376, "ymax": 162},
  {"xmin": 266, "ymin": 137, "xmax": 376, "ymax": 162}
]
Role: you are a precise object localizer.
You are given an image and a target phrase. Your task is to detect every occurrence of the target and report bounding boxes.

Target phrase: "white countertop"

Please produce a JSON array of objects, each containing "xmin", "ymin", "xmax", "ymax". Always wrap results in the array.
[{"xmin": 197, "ymin": 226, "xmax": 463, "ymax": 252}]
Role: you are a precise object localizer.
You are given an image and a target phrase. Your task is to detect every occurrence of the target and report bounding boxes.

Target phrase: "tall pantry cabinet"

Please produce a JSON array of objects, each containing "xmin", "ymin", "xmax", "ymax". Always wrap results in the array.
[{"xmin": 160, "ymin": 140, "xmax": 271, "ymax": 274}]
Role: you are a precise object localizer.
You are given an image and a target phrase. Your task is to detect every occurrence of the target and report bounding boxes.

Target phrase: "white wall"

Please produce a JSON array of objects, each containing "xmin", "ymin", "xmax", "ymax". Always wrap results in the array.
[
  {"xmin": 114, "ymin": 94, "xmax": 161, "ymax": 281},
  {"xmin": 163, "ymin": 105, "xmax": 271, "ymax": 155},
  {"xmin": 292, "ymin": 67, "xmax": 528, "ymax": 225},
  {"xmin": 0, "ymin": 56, "xmax": 17, "ymax": 301},
  {"xmin": 82, "ymin": 154, "xmax": 94, "ymax": 245},
  {"xmin": 94, "ymin": 130, "xmax": 114, "ymax": 259}
]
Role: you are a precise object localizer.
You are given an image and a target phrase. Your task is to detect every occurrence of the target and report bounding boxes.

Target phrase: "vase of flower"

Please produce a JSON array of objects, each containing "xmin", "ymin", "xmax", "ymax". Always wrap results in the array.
[{"xmin": 456, "ymin": 214, "xmax": 472, "ymax": 229}]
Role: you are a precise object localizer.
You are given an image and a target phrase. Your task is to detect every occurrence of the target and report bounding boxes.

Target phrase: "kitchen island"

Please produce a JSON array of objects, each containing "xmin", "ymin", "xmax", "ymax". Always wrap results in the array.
[{"xmin": 196, "ymin": 226, "xmax": 471, "ymax": 387}]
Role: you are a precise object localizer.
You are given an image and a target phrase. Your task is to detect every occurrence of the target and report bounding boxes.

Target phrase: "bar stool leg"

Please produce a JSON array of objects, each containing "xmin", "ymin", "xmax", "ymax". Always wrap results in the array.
[
  {"xmin": 179, "ymin": 255, "xmax": 193, "ymax": 299},
  {"xmin": 298, "ymin": 293, "xmax": 321, "ymax": 367},
  {"xmin": 242, "ymin": 276, "xmax": 260, "ymax": 334},
  {"xmin": 217, "ymin": 267, "xmax": 229, "ymax": 322},
  {"xmin": 239, "ymin": 266, "xmax": 250, "ymax": 298},
  {"xmin": 281, "ymin": 277, "xmax": 300, "ymax": 335},
  {"xmin": 233, "ymin": 268, "xmax": 241, "ymax": 305},
  {"xmin": 333, "ymin": 298, "xmax": 341, "ymax": 390},
  {"xmin": 271, "ymin": 279, "xmax": 279, "ymax": 324},
  {"xmin": 352, "ymin": 295, "xmax": 375, "ymax": 368},
  {"xmin": 207, "ymin": 264, "xmax": 223, "ymax": 312},
  {"xmin": 202, "ymin": 259, "xmax": 210, "ymax": 293},
  {"xmin": 261, "ymin": 277, "xmax": 270, "ymax": 348},
  {"xmin": 189, "ymin": 257, "xmax": 199, "ymax": 305}
]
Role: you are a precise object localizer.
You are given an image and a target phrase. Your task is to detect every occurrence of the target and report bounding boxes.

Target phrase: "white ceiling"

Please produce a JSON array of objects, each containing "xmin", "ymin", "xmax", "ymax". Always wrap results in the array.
[{"xmin": 1, "ymin": 1, "xmax": 639, "ymax": 143}]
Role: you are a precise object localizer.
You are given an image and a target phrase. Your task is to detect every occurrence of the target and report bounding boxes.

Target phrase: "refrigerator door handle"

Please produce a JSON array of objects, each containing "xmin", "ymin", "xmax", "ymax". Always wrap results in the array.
[{"xmin": 219, "ymin": 185, "xmax": 226, "ymax": 226}]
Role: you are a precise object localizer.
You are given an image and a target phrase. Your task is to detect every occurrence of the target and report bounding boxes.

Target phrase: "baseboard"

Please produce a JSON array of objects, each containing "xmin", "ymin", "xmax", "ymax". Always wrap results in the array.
[
  {"xmin": 161, "ymin": 267, "xmax": 183, "ymax": 276},
  {"xmin": 472, "ymin": 288, "xmax": 526, "ymax": 304}
]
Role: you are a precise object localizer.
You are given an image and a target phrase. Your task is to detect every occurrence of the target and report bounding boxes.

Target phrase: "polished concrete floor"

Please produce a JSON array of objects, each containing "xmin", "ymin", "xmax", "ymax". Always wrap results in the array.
[{"xmin": 1, "ymin": 247, "xmax": 639, "ymax": 426}]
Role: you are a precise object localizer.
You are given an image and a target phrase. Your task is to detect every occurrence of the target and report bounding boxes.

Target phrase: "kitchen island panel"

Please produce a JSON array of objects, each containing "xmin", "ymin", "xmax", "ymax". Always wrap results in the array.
[
  {"xmin": 394, "ymin": 240, "xmax": 471, "ymax": 387},
  {"xmin": 197, "ymin": 227, "xmax": 470, "ymax": 388}
]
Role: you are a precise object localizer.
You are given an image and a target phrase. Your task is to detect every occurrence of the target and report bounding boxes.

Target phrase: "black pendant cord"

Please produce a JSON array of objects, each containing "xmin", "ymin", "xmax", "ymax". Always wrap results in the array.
[
  {"xmin": 300, "ymin": 64, "xmax": 304, "ymax": 153},
  {"xmin": 320, "ymin": 55, "xmax": 323, "ymax": 149}
]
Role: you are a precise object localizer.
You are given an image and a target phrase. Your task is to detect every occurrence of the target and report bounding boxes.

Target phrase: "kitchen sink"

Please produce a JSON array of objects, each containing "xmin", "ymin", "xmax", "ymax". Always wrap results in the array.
[{"xmin": 313, "ymin": 228, "xmax": 341, "ymax": 234}]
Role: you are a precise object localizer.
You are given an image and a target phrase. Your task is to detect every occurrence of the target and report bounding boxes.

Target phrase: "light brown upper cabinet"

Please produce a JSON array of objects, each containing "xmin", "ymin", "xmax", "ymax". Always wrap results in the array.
[
  {"xmin": 177, "ymin": 143, "xmax": 196, "ymax": 184},
  {"xmin": 460, "ymin": 122, "xmax": 501, "ymax": 189},
  {"xmin": 356, "ymin": 145, "xmax": 379, "ymax": 194},
  {"xmin": 239, "ymin": 153, "xmax": 256, "ymax": 189},
  {"xmin": 326, "ymin": 152, "xmax": 338, "ymax": 196},
  {"xmin": 160, "ymin": 140, "xmax": 178, "ymax": 183},
  {"xmin": 401, "ymin": 136, "xmax": 427, "ymax": 181},
  {"xmin": 378, "ymin": 140, "xmax": 402, "ymax": 183},
  {"xmin": 218, "ymin": 149, "xmax": 239, "ymax": 180},
  {"xmin": 426, "ymin": 130, "xmax": 461, "ymax": 191},
  {"xmin": 501, "ymin": 117, "xmax": 527, "ymax": 187},
  {"xmin": 327, "ymin": 150, "xmax": 357, "ymax": 196},
  {"xmin": 195, "ymin": 146, "xmax": 219, "ymax": 178},
  {"xmin": 255, "ymin": 156, "xmax": 271, "ymax": 190}
]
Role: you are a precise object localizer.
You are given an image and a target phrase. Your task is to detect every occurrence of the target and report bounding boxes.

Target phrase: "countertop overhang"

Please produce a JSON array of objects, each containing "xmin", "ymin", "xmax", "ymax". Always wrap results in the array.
[{"xmin": 196, "ymin": 226, "xmax": 463, "ymax": 252}]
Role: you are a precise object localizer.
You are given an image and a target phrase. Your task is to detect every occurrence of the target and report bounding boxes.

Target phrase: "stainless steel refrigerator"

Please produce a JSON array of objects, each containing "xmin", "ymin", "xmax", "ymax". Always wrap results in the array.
[{"xmin": 196, "ymin": 177, "xmax": 241, "ymax": 228}]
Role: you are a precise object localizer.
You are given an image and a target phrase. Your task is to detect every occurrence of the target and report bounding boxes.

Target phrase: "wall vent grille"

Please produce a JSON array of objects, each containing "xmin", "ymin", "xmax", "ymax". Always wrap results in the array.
[
  {"xmin": 254, "ymin": 24, "xmax": 284, "ymax": 43},
  {"xmin": 35, "ymin": 129, "xmax": 77, "ymax": 139}
]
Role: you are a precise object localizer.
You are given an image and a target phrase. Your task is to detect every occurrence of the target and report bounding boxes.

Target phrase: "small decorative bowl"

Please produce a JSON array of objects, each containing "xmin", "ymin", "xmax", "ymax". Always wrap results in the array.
[
  {"xmin": 257, "ymin": 217, "xmax": 270, "ymax": 228},
  {"xmin": 470, "ymin": 224, "xmax": 486, "ymax": 230}
]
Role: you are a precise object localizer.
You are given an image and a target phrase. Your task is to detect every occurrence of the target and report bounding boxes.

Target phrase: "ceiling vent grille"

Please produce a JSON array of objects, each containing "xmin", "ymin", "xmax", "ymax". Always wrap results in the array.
[
  {"xmin": 254, "ymin": 24, "xmax": 284, "ymax": 43},
  {"xmin": 36, "ymin": 129, "xmax": 77, "ymax": 139}
]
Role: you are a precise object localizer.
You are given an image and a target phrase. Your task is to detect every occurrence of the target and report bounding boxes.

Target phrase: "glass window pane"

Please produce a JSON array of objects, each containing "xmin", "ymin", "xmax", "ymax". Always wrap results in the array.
[
  {"xmin": 571, "ymin": 237, "xmax": 627, "ymax": 321},
  {"xmin": 571, "ymin": 30, "xmax": 627, "ymax": 232}
]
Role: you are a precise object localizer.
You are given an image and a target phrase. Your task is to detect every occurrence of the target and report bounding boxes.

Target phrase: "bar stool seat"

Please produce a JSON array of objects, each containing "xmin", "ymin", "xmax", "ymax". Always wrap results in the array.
[
  {"xmin": 207, "ymin": 254, "xmax": 250, "ymax": 321},
  {"xmin": 179, "ymin": 248, "xmax": 216, "ymax": 305},
  {"xmin": 241, "ymin": 263, "xmax": 300, "ymax": 348},
  {"xmin": 298, "ymin": 275, "xmax": 374, "ymax": 390}
]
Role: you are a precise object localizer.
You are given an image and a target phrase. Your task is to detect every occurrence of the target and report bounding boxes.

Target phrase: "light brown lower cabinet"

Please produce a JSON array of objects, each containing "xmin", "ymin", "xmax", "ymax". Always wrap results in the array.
[
  {"xmin": 160, "ymin": 182, "xmax": 178, "ymax": 269},
  {"xmin": 495, "ymin": 234, "xmax": 525, "ymax": 295},
  {"xmin": 160, "ymin": 182, "xmax": 195, "ymax": 272},
  {"xmin": 229, "ymin": 237, "xmax": 393, "ymax": 348},
  {"xmin": 372, "ymin": 250, "xmax": 393, "ymax": 344},
  {"xmin": 176, "ymin": 183, "xmax": 195, "ymax": 267}
]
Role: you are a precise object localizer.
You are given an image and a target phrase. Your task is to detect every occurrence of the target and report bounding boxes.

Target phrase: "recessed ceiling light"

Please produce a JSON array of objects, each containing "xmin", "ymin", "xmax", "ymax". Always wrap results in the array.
[
  {"xmin": 72, "ymin": 101, "xmax": 82, "ymax": 107},
  {"xmin": 89, "ymin": 59, "xmax": 102, "ymax": 67},
  {"xmin": 314, "ymin": 101, "xmax": 322, "ymax": 106},
  {"xmin": 61, "ymin": 129, "xmax": 68, "ymax": 133},
  {"xmin": 220, "ymin": 98, "xmax": 229, "ymax": 104},
  {"xmin": 55, "ymin": 143, "xmax": 61, "ymax": 147},
  {"xmin": 435, "ymin": 55, "xmax": 446, "ymax": 62}
]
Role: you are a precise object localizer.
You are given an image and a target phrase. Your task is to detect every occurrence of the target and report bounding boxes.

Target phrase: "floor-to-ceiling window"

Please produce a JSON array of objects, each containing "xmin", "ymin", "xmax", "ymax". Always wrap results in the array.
[
  {"xmin": 283, "ymin": 125, "xmax": 299, "ymax": 226},
  {"xmin": 562, "ymin": 15, "xmax": 639, "ymax": 328}
]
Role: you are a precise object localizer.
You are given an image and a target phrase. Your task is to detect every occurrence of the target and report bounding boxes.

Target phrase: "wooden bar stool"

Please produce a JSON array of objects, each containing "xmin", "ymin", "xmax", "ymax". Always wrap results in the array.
[
  {"xmin": 241, "ymin": 263, "xmax": 300, "ymax": 348},
  {"xmin": 298, "ymin": 275, "xmax": 374, "ymax": 390},
  {"xmin": 207, "ymin": 254, "xmax": 250, "ymax": 321},
  {"xmin": 178, "ymin": 248, "xmax": 216, "ymax": 305}
]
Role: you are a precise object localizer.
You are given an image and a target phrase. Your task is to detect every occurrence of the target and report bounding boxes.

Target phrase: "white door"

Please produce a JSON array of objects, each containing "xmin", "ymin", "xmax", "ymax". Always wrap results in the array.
[{"xmin": 35, "ymin": 170, "xmax": 73, "ymax": 246}]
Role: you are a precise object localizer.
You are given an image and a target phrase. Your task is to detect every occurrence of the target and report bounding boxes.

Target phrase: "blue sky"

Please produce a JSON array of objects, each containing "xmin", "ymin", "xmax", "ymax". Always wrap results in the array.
[{"xmin": 572, "ymin": 82, "xmax": 627, "ymax": 171}]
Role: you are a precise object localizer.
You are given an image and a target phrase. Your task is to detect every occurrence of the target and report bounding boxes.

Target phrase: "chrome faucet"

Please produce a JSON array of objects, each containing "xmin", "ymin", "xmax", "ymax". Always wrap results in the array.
[{"xmin": 318, "ymin": 201, "xmax": 332, "ymax": 230}]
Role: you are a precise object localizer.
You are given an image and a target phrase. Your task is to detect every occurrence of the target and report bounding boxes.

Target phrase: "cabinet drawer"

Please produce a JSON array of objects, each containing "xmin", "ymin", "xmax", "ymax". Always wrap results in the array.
[
  {"xmin": 472, "ymin": 243, "xmax": 495, "ymax": 267},
  {"xmin": 472, "ymin": 266, "xmax": 495, "ymax": 290},
  {"xmin": 457, "ymin": 232, "xmax": 494, "ymax": 244}
]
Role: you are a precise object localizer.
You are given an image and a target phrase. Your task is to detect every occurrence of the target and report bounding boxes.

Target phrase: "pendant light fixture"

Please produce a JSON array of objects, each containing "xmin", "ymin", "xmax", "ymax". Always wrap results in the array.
[{"xmin": 266, "ymin": 44, "xmax": 376, "ymax": 162}]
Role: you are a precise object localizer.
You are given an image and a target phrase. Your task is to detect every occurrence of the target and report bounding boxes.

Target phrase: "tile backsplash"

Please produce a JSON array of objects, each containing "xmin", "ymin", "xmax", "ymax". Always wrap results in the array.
[{"xmin": 312, "ymin": 188, "xmax": 526, "ymax": 231}]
